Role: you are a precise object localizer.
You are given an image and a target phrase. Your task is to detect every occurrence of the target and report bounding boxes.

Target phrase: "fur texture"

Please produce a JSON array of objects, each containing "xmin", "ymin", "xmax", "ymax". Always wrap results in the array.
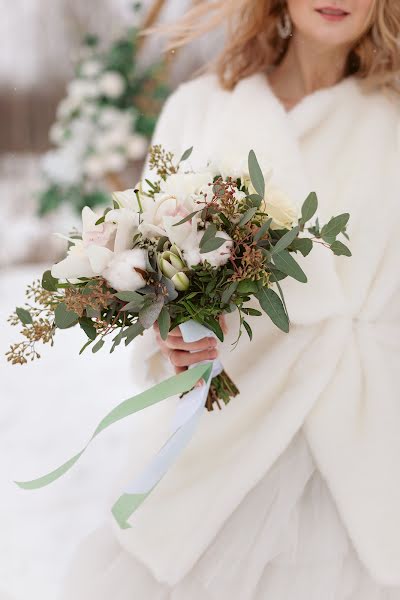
[{"xmin": 122, "ymin": 74, "xmax": 400, "ymax": 586}]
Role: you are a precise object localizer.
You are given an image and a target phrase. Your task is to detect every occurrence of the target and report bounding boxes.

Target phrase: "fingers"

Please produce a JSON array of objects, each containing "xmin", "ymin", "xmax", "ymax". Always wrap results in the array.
[
  {"xmin": 154, "ymin": 324, "xmax": 217, "ymax": 352},
  {"xmin": 166, "ymin": 336, "xmax": 217, "ymax": 352},
  {"xmin": 167, "ymin": 347, "xmax": 218, "ymax": 368}
]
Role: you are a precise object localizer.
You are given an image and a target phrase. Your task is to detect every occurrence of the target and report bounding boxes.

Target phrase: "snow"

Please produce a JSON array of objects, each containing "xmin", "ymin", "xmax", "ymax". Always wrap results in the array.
[{"xmin": 0, "ymin": 265, "xmax": 142, "ymax": 599}]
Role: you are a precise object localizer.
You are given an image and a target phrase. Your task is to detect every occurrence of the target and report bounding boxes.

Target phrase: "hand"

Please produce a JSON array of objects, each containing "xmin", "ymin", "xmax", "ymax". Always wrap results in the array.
[{"xmin": 153, "ymin": 316, "xmax": 227, "ymax": 375}]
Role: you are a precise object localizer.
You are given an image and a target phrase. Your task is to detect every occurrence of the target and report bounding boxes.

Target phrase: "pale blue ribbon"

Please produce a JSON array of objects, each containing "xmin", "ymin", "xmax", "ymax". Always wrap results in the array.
[{"xmin": 112, "ymin": 321, "xmax": 222, "ymax": 528}]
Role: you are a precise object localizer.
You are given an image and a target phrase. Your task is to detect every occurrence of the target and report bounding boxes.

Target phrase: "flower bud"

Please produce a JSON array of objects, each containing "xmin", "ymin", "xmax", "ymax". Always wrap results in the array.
[
  {"xmin": 170, "ymin": 244, "xmax": 183, "ymax": 258},
  {"xmin": 159, "ymin": 257, "xmax": 178, "ymax": 279},
  {"xmin": 171, "ymin": 272, "xmax": 190, "ymax": 291}
]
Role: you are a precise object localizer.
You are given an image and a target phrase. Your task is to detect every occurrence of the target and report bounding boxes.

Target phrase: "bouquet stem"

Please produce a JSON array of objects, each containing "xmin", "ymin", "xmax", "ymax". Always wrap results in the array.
[{"xmin": 206, "ymin": 370, "xmax": 239, "ymax": 412}]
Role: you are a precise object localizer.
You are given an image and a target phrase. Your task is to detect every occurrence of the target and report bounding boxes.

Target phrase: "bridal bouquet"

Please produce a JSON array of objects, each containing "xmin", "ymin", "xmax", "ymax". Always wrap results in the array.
[{"xmin": 7, "ymin": 146, "xmax": 351, "ymax": 526}]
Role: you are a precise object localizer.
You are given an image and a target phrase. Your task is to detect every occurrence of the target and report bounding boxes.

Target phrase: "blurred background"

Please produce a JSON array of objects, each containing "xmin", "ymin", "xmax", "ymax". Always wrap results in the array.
[{"xmin": 0, "ymin": 1, "xmax": 221, "ymax": 598}]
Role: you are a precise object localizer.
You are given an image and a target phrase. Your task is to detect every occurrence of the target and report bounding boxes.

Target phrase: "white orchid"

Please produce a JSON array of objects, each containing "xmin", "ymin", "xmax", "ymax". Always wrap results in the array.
[
  {"xmin": 160, "ymin": 171, "xmax": 214, "ymax": 203},
  {"xmin": 138, "ymin": 193, "xmax": 199, "ymax": 243},
  {"xmin": 51, "ymin": 206, "xmax": 142, "ymax": 291}
]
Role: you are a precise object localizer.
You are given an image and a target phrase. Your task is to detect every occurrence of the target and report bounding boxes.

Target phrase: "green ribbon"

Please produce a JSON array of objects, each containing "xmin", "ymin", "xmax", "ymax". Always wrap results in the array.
[{"xmin": 15, "ymin": 363, "xmax": 212, "ymax": 491}]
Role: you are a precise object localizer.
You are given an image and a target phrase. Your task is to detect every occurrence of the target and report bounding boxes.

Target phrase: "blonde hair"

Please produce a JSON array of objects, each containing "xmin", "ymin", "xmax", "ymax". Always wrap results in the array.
[{"xmin": 154, "ymin": 0, "xmax": 400, "ymax": 94}]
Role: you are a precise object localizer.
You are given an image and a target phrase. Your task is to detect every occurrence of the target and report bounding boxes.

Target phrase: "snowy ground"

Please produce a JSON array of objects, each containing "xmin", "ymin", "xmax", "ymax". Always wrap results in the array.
[{"xmin": 0, "ymin": 265, "xmax": 143, "ymax": 599}]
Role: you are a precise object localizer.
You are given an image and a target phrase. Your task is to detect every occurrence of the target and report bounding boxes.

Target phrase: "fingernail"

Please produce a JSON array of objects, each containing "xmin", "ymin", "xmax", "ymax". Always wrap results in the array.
[{"xmin": 208, "ymin": 338, "xmax": 217, "ymax": 347}]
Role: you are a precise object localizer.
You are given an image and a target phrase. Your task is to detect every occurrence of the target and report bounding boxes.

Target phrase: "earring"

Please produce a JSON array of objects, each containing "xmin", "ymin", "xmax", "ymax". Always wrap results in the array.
[
  {"xmin": 371, "ymin": 23, "xmax": 381, "ymax": 47},
  {"xmin": 277, "ymin": 9, "xmax": 292, "ymax": 40}
]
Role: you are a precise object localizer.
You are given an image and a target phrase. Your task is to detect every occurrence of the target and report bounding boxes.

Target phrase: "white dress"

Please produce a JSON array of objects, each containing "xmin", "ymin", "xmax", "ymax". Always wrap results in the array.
[{"xmin": 62, "ymin": 73, "xmax": 400, "ymax": 598}]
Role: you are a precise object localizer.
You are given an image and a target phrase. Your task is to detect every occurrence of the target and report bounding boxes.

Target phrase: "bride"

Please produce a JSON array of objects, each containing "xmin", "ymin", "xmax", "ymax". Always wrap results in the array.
[{"xmin": 63, "ymin": 1, "xmax": 400, "ymax": 598}]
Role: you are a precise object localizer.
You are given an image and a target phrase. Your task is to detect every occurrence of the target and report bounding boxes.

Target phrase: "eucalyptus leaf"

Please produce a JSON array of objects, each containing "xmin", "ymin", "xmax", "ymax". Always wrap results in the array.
[
  {"xmin": 16, "ymin": 307, "xmax": 33, "ymax": 325},
  {"xmin": 243, "ymin": 320, "xmax": 253, "ymax": 341},
  {"xmin": 139, "ymin": 296, "xmax": 164, "ymax": 329},
  {"xmin": 290, "ymin": 237, "xmax": 313, "ymax": 257},
  {"xmin": 271, "ymin": 226, "xmax": 300, "ymax": 255},
  {"xmin": 124, "ymin": 322, "xmax": 145, "ymax": 346},
  {"xmin": 248, "ymin": 150, "xmax": 265, "ymax": 198},
  {"xmin": 320, "ymin": 213, "xmax": 350, "ymax": 243},
  {"xmin": 242, "ymin": 307, "xmax": 262, "ymax": 316},
  {"xmin": 161, "ymin": 276, "xmax": 179, "ymax": 302},
  {"xmin": 199, "ymin": 224, "xmax": 217, "ymax": 248},
  {"xmin": 273, "ymin": 250, "xmax": 308, "ymax": 283},
  {"xmin": 330, "ymin": 240, "xmax": 352, "ymax": 256},
  {"xmin": 79, "ymin": 339, "xmax": 93, "ymax": 355},
  {"xmin": 254, "ymin": 218, "xmax": 272, "ymax": 243},
  {"xmin": 239, "ymin": 207, "xmax": 258, "ymax": 227},
  {"xmin": 204, "ymin": 317, "xmax": 224, "ymax": 342},
  {"xmin": 120, "ymin": 300, "xmax": 144, "ymax": 312},
  {"xmin": 115, "ymin": 291, "xmax": 144, "ymax": 303},
  {"xmin": 54, "ymin": 303, "xmax": 79, "ymax": 329},
  {"xmin": 221, "ymin": 281, "xmax": 238, "ymax": 305},
  {"xmin": 157, "ymin": 306, "xmax": 170, "ymax": 341},
  {"xmin": 92, "ymin": 339, "xmax": 105, "ymax": 353},
  {"xmin": 41, "ymin": 270, "xmax": 58, "ymax": 292},
  {"xmin": 79, "ymin": 318, "xmax": 97, "ymax": 340},
  {"xmin": 300, "ymin": 192, "xmax": 318, "ymax": 225},
  {"xmin": 172, "ymin": 210, "xmax": 201, "ymax": 227},
  {"xmin": 200, "ymin": 237, "xmax": 227, "ymax": 254},
  {"xmin": 180, "ymin": 146, "xmax": 193, "ymax": 162},
  {"xmin": 237, "ymin": 280, "xmax": 259, "ymax": 294},
  {"xmin": 257, "ymin": 287, "xmax": 289, "ymax": 333}
]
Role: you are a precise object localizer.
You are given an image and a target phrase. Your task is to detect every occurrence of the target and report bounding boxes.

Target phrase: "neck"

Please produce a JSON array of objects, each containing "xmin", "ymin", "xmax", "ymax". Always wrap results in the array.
[{"xmin": 269, "ymin": 35, "xmax": 349, "ymax": 107}]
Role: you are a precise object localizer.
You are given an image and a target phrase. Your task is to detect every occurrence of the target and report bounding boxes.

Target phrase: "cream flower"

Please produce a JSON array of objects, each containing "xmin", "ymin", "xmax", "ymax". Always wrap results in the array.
[
  {"xmin": 262, "ymin": 186, "xmax": 298, "ymax": 230},
  {"xmin": 51, "ymin": 206, "xmax": 140, "ymax": 282},
  {"xmin": 98, "ymin": 71, "xmax": 126, "ymax": 98},
  {"xmin": 160, "ymin": 171, "xmax": 214, "ymax": 202},
  {"xmin": 139, "ymin": 193, "xmax": 198, "ymax": 243}
]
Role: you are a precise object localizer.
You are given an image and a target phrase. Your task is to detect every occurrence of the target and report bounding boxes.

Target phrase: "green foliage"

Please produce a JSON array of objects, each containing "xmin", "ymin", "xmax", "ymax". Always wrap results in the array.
[
  {"xmin": 300, "ymin": 192, "xmax": 318, "ymax": 225},
  {"xmin": 157, "ymin": 306, "xmax": 170, "ymax": 340},
  {"xmin": 257, "ymin": 287, "xmax": 289, "ymax": 333},
  {"xmin": 54, "ymin": 304, "xmax": 79, "ymax": 329},
  {"xmin": 272, "ymin": 250, "xmax": 308, "ymax": 283},
  {"xmin": 320, "ymin": 213, "xmax": 350, "ymax": 244},
  {"xmin": 41, "ymin": 270, "xmax": 59, "ymax": 292},
  {"xmin": 16, "ymin": 307, "xmax": 33, "ymax": 325},
  {"xmin": 248, "ymin": 150, "xmax": 265, "ymax": 197},
  {"xmin": 330, "ymin": 240, "xmax": 352, "ymax": 256}
]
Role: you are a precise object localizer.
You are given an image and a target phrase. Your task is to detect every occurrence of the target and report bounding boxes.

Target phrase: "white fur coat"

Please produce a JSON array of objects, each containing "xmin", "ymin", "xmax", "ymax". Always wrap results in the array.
[{"xmin": 116, "ymin": 74, "xmax": 400, "ymax": 586}]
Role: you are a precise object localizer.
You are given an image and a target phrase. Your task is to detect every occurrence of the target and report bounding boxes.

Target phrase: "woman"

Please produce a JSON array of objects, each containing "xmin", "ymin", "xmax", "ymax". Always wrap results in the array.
[{"xmin": 63, "ymin": 1, "xmax": 400, "ymax": 598}]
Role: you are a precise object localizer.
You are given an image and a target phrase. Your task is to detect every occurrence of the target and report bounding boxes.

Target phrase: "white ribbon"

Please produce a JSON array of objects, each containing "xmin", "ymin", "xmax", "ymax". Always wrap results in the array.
[{"xmin": 121, "ymin": 321, "xmax": 222, "ymax": 521}]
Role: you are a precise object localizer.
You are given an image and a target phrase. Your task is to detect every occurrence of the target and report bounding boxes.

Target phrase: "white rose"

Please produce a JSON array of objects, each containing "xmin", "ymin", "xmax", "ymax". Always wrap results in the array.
[
  {"xmin": 98, "ymin": 71, "xmax": 126, "ymax": 98},
  {"xmin": 102, "ymin": 249, "xmax": 147, "ymax": 292},
  {"xmin": 262, "ymin": 186, "xmax": 297, "ymax": 230}
]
